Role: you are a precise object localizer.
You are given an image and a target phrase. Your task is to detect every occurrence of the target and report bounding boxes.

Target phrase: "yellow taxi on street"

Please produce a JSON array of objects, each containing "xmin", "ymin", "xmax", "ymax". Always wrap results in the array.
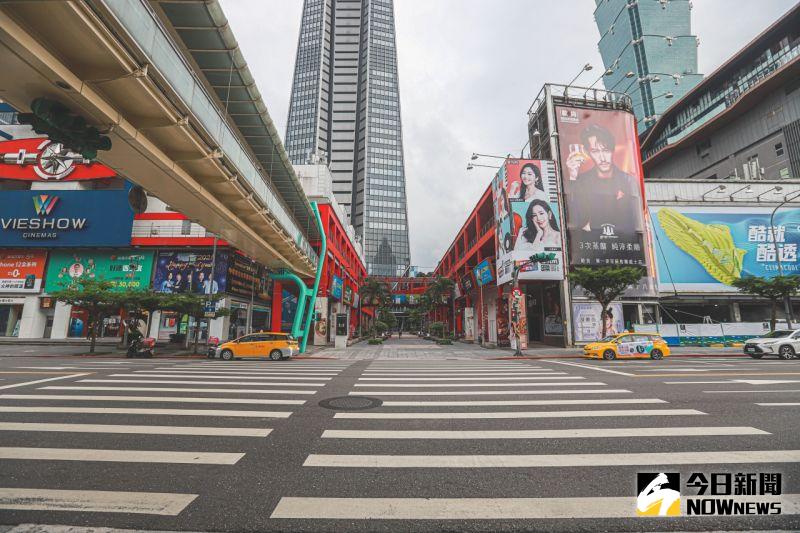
[
  {"xmin": 583, "ymin": 332, "xmax": 670, "ymax": 361},
  {"xmin": 213, "ymin": 332, "xmax": 299, "ymax": 361}
]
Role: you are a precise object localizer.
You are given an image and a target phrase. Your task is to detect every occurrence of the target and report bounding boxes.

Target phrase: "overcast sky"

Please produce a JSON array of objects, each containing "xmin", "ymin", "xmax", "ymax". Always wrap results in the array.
[{"xmin": 219, "ymin": 0, "xmax": 797, "ymax": 271}]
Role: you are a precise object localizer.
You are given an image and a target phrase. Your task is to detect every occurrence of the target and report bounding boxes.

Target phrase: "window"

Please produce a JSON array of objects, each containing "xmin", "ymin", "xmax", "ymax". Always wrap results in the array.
[
  {"xmin": 696, "ymin": 139, "xmax": 711, "ymax": 158},
  {"xmin": 775, "ymin": 142, "xmax": 785, "ymax": 157},
  {"xmin": 181, "ymin": 220, "xmax": 192, "ymax": 235},
  {"xmin": 743, "ymin": 155, "xmax": 761, "ymax": 180}
]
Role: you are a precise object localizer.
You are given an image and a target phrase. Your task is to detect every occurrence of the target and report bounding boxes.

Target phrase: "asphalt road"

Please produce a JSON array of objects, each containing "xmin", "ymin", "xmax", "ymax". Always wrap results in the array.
[{"xmin": 0, "ymin": 351, "xmax": 799, "ymax": 532}]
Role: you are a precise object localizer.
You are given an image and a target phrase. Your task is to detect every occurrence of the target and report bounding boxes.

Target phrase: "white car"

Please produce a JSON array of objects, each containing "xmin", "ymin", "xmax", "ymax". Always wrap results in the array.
[{"xmin": 743, "ymin": 329, "xmax": 800, "ymax": 359}]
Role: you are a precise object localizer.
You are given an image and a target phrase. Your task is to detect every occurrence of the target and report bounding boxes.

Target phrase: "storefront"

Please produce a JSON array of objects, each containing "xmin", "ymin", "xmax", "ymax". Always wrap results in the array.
[{"xmin": 0, "ymin": 250, "xmax": 48, "ymax": 338}]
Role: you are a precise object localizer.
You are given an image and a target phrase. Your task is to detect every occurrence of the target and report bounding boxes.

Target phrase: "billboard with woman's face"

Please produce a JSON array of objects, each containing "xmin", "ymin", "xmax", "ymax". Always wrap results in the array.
[{"xmin": 491, "ymin": 159, "xmax": 564, "ymax": 284}]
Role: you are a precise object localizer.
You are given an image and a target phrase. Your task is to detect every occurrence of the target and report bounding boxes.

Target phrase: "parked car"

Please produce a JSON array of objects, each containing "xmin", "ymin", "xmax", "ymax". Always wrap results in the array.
[
  {"xmin": 212, "ymin": 332, "xmax": 298, "ymax": 361},
  {"xmin": 584, "ymin": 333, "xmax": 670, "ymax": 361},
  {"xmin": 743, "ymin": 329, "xmax": 800, "ymax": 359}
]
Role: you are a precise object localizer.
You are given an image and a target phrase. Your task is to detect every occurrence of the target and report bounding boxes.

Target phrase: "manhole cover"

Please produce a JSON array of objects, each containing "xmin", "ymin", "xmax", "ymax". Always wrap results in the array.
[{"xmin": 319, "ymin": 396, "xmax": 382, "ymax": 411}]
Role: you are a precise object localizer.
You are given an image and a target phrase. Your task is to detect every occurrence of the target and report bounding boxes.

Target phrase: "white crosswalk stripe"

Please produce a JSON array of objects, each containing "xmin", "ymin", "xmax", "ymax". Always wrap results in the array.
[
  {"xmin": 0, "ymin": 422, "xmax": 272, "ymax": 437},
  {"xmin": 0, "ymin": 406, "xmax": 292, "ymax": 418},
  {"xmin": 353, "ymin": 382, "xmax": 604, "ymax": 388},
  {"xmin": 321, "ymin": 426, "xmax": 768, "ymax": 439},
  {"xmin": 333, "ymin": 408, "xmax": 705, "ymax": 419},
  {"xmin": 350, "ymin": 389, "xmax": 631, "ymax": 396},
  {"xmin": 0, "ymin": 488, "xmax": 197, "ymax": 515},
  {"xmin": 0, "ymin": 394, "xmax": 305, "ymax": 405},
  {"xmin": 110, "ymin": 373, "xmax": 332, "ymax": 381},
  {"xmin": 0, "ymin": 447, "xmax": 244, "ymax": 464},
  {"xmin": 79, "ymin": 379, "xmax": 325, "ymax": 387},
  {"xmin": 45, "ymin": 386, "xmax": 318, "ymax": 394}
]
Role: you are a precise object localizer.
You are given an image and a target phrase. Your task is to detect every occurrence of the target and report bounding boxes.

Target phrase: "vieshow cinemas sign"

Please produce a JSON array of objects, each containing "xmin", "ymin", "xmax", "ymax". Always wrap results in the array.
[{"xmin": 0, "ymin": 139, "xmax": 134, "ymax": 247}]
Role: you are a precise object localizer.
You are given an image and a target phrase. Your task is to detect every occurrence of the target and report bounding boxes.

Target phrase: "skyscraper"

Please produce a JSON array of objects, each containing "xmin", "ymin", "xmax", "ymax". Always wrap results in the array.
[
  {"xmin": 594, "ymin": 0, "xmax": 703, "ymax": 133},
  {"xmin": 285, "ymin": 0, "xmax": 411, "ymax": 276}
]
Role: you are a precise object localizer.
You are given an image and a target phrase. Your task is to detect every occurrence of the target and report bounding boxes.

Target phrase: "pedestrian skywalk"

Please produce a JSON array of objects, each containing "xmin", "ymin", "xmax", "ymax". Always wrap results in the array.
[
  {"xmin": 0, "ymin": 359, "xmax": 352, "ymax": 517},
  {"xmin": 272, "ymin": 359, "xmax": 799, "ymax": 523}
]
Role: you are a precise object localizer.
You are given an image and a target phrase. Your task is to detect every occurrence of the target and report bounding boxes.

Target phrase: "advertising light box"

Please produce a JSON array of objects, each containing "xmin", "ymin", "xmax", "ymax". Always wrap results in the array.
[
  {"xmin": 650, "ymin": 206, "xmax": 800, "ymax": 292},
  {"xmin": 44, "ymin": 250, "xmax": 154, "ymax": 293}
]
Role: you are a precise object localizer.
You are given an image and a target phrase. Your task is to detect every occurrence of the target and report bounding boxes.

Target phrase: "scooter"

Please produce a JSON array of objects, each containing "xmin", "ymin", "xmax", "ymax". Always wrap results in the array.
[{"xmin": 127, "ymin": 337, "xmax": 155, "ymax": 358}]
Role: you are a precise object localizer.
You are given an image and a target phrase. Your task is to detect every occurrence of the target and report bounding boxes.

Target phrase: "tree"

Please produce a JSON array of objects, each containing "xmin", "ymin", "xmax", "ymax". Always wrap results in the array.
[
  {"xmin": 116, "ymin": 289, "xmax": 166, "ymax": 347},
  {"xmin": 732, "ymin": 275, "xmax": 800, "ymax": 331},
  {"xmin": 378, "ymin": 306, "xmax": 397, "ymax": 332},
  {"xmin": 424, "ymin": 276, "xmax": 455, "ymax": 332},
  {"xmin": 162, "ymin": 293, "xmax": 229, "ymax": 354},
  {"xmin": 360, "ymin": 277, "xmax": 390, "ymax": 308},
  {"xmin": 49, "ymin": 278, "xmax": 119, "ymax": 353},
  {"xmin": 570, "ymin": 266, "xmax": 645, "ymax": 338}
]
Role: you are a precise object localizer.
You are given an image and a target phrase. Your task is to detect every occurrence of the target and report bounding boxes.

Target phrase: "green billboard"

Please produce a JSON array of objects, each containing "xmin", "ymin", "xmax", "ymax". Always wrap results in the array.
[{"xmin": 44, "ymin": 250, "xmax": 155, "ymax": 292}]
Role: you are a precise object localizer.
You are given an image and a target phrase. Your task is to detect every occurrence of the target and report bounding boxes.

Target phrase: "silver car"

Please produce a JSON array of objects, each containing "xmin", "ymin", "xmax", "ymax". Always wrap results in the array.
[{"xmin": 743, "ymin": 329, "xmax": 800, "ymax": 359}]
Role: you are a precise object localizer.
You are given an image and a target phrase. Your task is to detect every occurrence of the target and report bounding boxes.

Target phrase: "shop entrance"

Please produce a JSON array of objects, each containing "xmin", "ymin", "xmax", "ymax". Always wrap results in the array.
[{"xmin": 0, "ymin": 304, "xmax": 22, "ymax": 337}]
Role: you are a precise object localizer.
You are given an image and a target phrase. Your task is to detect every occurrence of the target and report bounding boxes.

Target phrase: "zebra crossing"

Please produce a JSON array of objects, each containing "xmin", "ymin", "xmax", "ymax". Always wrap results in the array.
[
  {"xmin": 0, "ymin": 359, "xmax": 352, "ymax": 517},
  {"xmin": 271, "ymin": 359, "xmax": 798, "ymax": 523}
]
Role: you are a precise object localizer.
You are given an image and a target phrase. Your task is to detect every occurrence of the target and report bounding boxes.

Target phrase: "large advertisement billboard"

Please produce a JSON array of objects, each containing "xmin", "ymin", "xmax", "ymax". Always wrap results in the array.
[
  {"xmin": 492, "ymin": 159, "xmax": 564, "ymax": 284},
  {"xmin": 153, "ymin": 250, "xmax": 229, "ymax": 294},
  {"xmin": 555, "ymin": 106, "xmax": 646, "ymax": 267},
  {"xmin": 0, "ymin": 187, "xmax": 135, "ymax": 247},
  {"xmin": 44, "ymin": 250, "xmax": 154, "ymax": 292},
  {"xmin": 226, "ymin": 253, "xmax": 272, "ymax": 301},
  {"xmin": 572, "ymin": 301, "xmax": 624, "ymax": 343},
  {"xmin": 0, "ymin": 250, "xmax": 47, "ymax": 293},
  {"xmin": 650, "ymin": 206, "xmax": 800, "ymax": 292}
]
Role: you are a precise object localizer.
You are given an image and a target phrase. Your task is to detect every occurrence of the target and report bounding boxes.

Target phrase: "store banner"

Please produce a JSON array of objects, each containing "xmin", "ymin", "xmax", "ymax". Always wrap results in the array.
[
  {"xmin": 153, "ymin": 250, "xmax": 228, "ymax": 294},
  {"xmin": 0, "ymin": 138, "xmax": 117, "ymax": 181},
  {"xmin": 0, "ymin": 186, "xmax": 135, "ymax": 247},
  {"xmin": 461, "ymin": 272, "xmax": 475, "ymax": 294},
  {"xmin": 343, "ymin": 285, "xmax": 353, "ymax": 306},
  {"xmin": 572, "ymin": 301, "xmax": 624, "ymax": 343},
  {"xmin": 554, "ymin": 106, "xmax": 647, "ymax": 268},
  {"xmin": 650, "ymin": 206, "xmax": 800, "ymax": 292},
  {"xmin": 226, "ymin": 253, "xmax": 272, "ymax": 301},
  {"xmin": 330, "ymin": 275, "xmax": 343, "ymax": 301},
  {"xmin": 0, "ymin": 250, "xmax": 47, "ymax": 293},
  {"xmin": 473, "ymin": 259, "xmax": 495, "ymax": 287},
  {"xmin": 492, "ymin": 159, "xmax": 564, "ymax": 284},
  {"xmin": 44, "ymin": 250, "xmax": 154, "ymax": 292}
]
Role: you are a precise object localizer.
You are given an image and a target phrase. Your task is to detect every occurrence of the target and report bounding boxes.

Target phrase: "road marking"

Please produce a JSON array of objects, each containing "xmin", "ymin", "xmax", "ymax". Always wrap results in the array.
[
  {"xmin": 357, "ymin": 376, "xmax": 577, "ymax": 381},
  {"xmin": 641, "ymin": 373, "xmax": 800, "ymax": 378},
  {"xmin": 80, "ymin": 379, "xmax": 324, "ymax": 387},
  {"xmin": 148, "ymin": 370, "xmax": 338, "ymax": 376},
  {"xmin": 380, "ymin": 398, "xmax": 666, "ymax": 406},
  {"xmin": 350, "ymin": 389, "xmax": 630, "ymax": 396},
  {"xmin": 0, "ymin": 394, "xmax": 305, "ymax": 405},
  {"xmin": 542, "ymin": 360, "xmax": 634, "ymax": 376},
  {"xmin": 335, "ymin": 409, "xmax": 703, "ymax": 419},
  {"xmin": 360, "ymin": 372, "xmax": 558, "ymax": 376},
  {"xmin": 44, "ymin": 386, "xmax": 317, "ymax": 395},
  {"xmin": 0, "ymin": 373, "xmax": 89, "ymax": 391},
  {"xmin": 0, "ymin": 406, "xmax": 291, "ymax": 418},
  {"xmin": 304, "ymin": 449, "xmax": 800, "ymax": 468},
  {"xmin": 353, "ymin": 382, "xmax": 605, "ymax": 388},
  {"xmin": 757, "ymin": 403, "xmax": 800, "ymax": 406},
  {"xmin": 0, "ymin": 422, "xmax": 271, "ymax": 437},
  {"xmin": 322, "ymin": 426, "xmax": 766, "ymax": 439},
  {"xmin": 0, "ymin": 487, "xmax": 197, "ymax": 515},
  {"xmin": 705, "ymin": 389, "xmax": 800, "ymax": 394},
  {"xmin": 111, "ymin": 373, "xmax": 331, "ymax": 381},
  {"xmin": 0, "ymin": 447, "xmax": 244, "ymax": 464},
  {"xmin": 270, "ymin": 495, "xmax": 800, "ymax": 519}
]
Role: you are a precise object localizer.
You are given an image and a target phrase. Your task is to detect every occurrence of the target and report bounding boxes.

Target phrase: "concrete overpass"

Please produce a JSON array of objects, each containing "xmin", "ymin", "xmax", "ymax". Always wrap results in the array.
[{"xmin": 0, "ymin": 0, "xmax": 318, "ymax": 276}]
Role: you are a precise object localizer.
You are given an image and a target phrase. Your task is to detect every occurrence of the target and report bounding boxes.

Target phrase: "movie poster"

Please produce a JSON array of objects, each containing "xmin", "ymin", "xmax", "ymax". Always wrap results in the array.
[
  {"xmin": 492, "ymin": 159, "xmax": 565, "ymax": 284},
  {"xmin": 555, "ymin": 106, "xmax": 647, "ymax": 267}
]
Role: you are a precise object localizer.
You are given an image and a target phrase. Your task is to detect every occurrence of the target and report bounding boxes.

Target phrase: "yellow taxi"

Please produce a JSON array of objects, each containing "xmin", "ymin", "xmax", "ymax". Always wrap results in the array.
[
  {"xmin": 213, "ymin": 332, "xmax": 299, "ymax": 361},
  {"xmin": 583, "ymin": 333, "xmax": 670, "ymax": 361}
]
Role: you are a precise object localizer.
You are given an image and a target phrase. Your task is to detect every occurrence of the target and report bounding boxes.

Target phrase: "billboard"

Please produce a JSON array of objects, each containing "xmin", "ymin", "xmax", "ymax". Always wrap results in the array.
[
  {"xmin": 44, "ymin": 250, "xmax": 154, "ymax": 293},
  {"xmin": 0, "ymin": 138, "xmax": 117, "ymax": 181},
  {"xmin": 473, "ymin": 259, "xmax": 494, "ymax": 287},
  {"xmin": 572, "ymin": 301, "xmax": 624, "ymax": 343},
  {"xmin": 330, "ymin": 275, "xmax": 343, "ymax": 300},
  {"xmin": 555, "ymin": 106, "xmax": 646, "ymax": 267},
  {"xmin": 0, "ymin": 250, "xmax": 47, "ymax": 293},
  {"xmin": 0, "ymin": 186, "xmax": 135, "ymax": 247},
  {"xmin": 226, "ymin": 253, "xmax": 272, "ymax": 301},
  {"xmin": 650, "ymin": 206, "xmax": 800, "ymax": 292},
  {"xmin": 461, "ymin": 272, "xmax": 475, "ymax": 294},
  {"xmin": 492, "ymin": 159, "xmax": 564, "ymax": 284},
  {"xmin": 153, "ymin": 250, "xmax": 228, "ymax": 294}
]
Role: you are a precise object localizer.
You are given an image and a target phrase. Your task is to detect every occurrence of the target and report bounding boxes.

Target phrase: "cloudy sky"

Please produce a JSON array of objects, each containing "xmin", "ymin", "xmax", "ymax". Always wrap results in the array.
[{"xmin": 219, "ymin": 0, "xmax": 797, "ymax": 270}]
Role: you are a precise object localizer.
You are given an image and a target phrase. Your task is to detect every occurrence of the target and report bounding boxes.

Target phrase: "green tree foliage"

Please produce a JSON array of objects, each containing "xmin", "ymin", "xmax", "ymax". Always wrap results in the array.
[
  {"xmin": 161, "ymin": 293, "xmax": 229, "ymax": 354},
  {"xmin": 360, "ymin": 277, "xmax": 390, "ymax": 308},
  {"xmin": 570, "ymin": 266, "xmax": 645, "ymax": 338},
  {"xmin": 49, "ymin": 278, "xmax": 119, "ymax": 353},
  {"xmin": 731, "ymin": 275, "xmax": 800, "ymax": 331}
]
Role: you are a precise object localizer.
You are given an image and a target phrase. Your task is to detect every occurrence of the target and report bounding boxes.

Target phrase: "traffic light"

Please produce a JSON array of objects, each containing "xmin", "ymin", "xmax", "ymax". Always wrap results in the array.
[{"xmin": 16, "ymin": 98, "xmax": 111, "ymax": 159}]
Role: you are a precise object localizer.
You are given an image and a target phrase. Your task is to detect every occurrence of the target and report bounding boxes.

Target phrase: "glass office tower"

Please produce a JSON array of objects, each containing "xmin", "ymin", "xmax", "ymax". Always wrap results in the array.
[
  {"xmin": 594, "ymin": 0, "xmax": 703, "ymax": 133},
  {"xmin": 285, "ymin": 0, "xmax": 411, "ymax": 276}
]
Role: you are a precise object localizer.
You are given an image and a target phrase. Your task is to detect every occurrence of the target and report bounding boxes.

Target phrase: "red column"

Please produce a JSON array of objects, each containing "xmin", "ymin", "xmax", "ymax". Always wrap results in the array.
[{"xmin": 271, "ymin": 281, "xmax": 282, "ymax": 332}]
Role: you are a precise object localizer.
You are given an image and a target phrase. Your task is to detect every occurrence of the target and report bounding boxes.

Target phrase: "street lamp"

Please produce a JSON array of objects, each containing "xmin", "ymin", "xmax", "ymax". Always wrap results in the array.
[
  {"xmin": 701, "ymin": 184, "xmax": 727, "ymax": 201},
  {"xmin": 566, "ymin": 63, "xmax": 593, "ymax": 88},
  {"xmin": 471, "ymin": 152, "xmax": 507, "ymax": 161},
  {"xmin": 770, "ymin": 190, "xmax": 800, "ymax": 328},
  {"xmin": 729, "ymin": 184, "xmax": 754, "ymax": 202},
  {"xmin": 609, "ymin": 71, "xmax": 635, "ymax": 91},
  {"xmin": 757, "ymin": 186, "xmax": 783, "ymax": 202},
  {"xmin": 467, "ymin": 163, "xmax": 501, "ymax": 171}
]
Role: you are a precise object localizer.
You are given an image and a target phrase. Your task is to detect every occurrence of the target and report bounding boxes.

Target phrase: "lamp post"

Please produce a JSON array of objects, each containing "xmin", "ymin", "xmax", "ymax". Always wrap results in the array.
[
  {"xmin": 566, "ymin": 63, "xmax": 593, "ymax": 90},
  {"xmin": 770, "ymin": 191, "xmax": 800, "ymax": 328}
]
